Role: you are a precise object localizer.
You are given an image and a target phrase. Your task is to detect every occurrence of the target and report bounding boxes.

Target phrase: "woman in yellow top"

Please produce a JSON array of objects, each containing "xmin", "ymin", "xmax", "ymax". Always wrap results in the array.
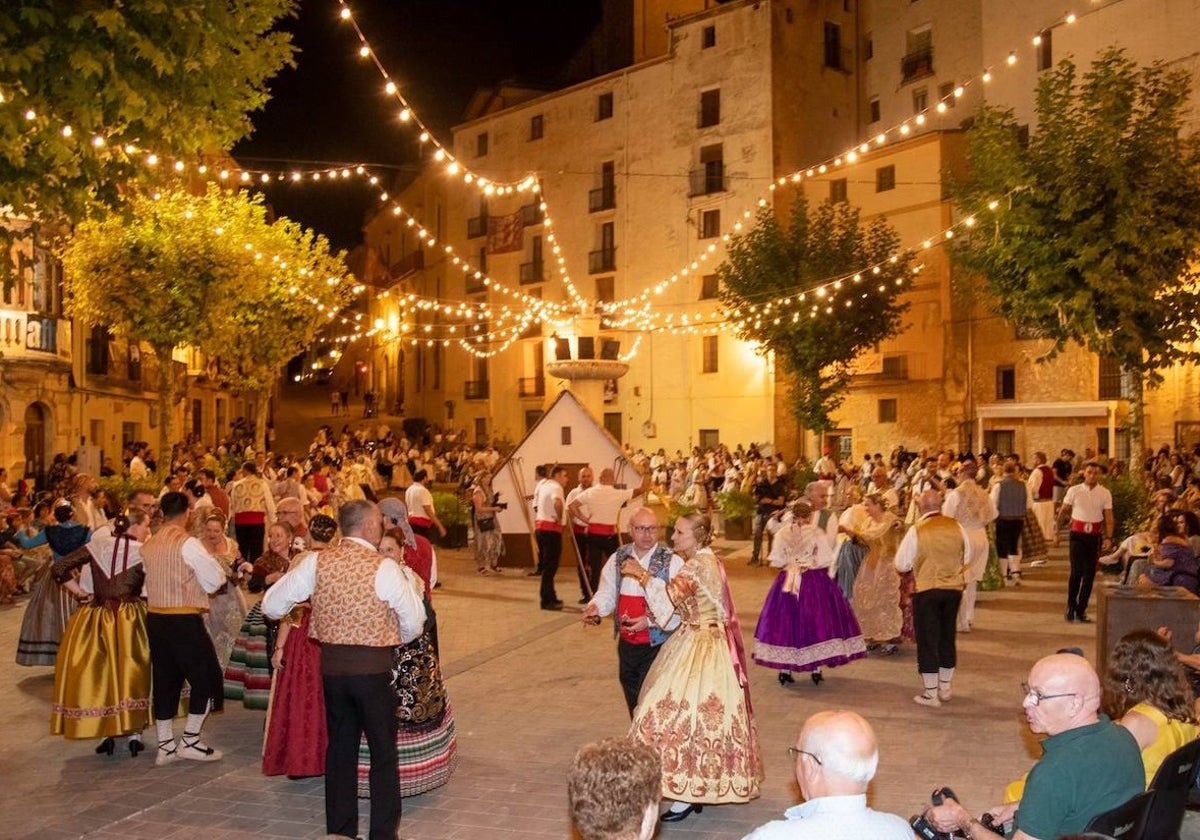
[{"xmin": 1102, "ymin": 628, "xmax": 1199, "ymax": 787}]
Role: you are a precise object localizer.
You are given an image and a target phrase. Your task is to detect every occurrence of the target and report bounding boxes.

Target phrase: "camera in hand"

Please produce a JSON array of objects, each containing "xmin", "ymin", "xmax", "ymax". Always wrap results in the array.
[
  {"xmin": 909, "ymin": 787, "xmax": 1004, "ymax": 839},
  {"xmin": 492, "ymin": 492, "xmax": 508, "ymax": 511}
]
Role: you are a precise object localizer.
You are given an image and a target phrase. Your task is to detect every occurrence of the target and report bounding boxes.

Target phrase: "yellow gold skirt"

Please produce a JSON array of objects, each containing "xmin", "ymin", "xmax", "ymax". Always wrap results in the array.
[{"xmin": 50, "ymin": 601, "xmax": 151, "ymax": 739}]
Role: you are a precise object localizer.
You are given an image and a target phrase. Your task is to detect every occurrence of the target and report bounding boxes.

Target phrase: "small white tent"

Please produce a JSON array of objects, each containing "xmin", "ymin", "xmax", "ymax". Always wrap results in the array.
[{"xmin": 491, "ymin": 390, "xmax": 638, "ymax": 567}]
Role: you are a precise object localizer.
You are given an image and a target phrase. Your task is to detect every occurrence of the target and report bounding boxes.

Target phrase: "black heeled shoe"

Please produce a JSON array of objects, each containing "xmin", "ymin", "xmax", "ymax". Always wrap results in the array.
[
  {"xmin": 94, "ymin": 737, "xmax": 115, "ymax": 756},
  {"xmin": 778, "ymin": 671, "xmax": 795, "ymax": 685},
  {"xmin": 811, "ymin": 670, "xmax": 824, "ymax": 685},
  {"xmin": 128, "ymin": 737, "xmax": 145, "ymax": 758},
  {"xmin": 660, "ymin": 804, "xmax": 703, "ymax": 823}
]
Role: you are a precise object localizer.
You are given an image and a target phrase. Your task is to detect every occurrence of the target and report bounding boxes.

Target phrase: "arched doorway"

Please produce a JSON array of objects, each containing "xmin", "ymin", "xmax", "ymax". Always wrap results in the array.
[{"xmin": 24, "ymin": 402, "xmax": 49, "ymax": 488}]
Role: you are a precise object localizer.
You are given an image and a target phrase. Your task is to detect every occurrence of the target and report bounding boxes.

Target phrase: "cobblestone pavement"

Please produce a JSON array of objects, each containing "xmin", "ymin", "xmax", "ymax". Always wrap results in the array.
[{"xmin": 4, "ymin": 540, "xmax": 1199, "ymax": 839}]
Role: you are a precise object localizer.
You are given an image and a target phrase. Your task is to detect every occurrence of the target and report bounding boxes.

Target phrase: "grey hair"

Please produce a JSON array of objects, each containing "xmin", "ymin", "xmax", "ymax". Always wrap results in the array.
[
  {"xmin": 800, "ymin": 715, "xmax": 879, "ymax": 786},
  {"xmin": 339, "ymin": 499, "xmax": 377, "ymax": 536}
]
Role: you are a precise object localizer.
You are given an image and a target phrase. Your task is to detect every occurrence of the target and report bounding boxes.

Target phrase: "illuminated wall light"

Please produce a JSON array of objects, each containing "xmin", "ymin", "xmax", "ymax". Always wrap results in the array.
[{"xmin": 1066, "ymin": 12, "xmax": 1077, "ymax": 23}]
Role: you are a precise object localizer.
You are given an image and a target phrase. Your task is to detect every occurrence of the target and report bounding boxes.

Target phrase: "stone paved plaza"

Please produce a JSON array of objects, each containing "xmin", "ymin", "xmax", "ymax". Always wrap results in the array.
[{"xmin": 4, "ymin": 540, "xmax": 1199, "ymax": 840}]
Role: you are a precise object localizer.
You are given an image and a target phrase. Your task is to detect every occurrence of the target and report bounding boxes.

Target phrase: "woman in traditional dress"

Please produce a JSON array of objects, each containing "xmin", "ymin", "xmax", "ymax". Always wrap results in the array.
[
  {"xmin": 471, "ymin": 471, "xmax": 504, "ymax": 574},
  {"xmin": 197, "ymin": 511, "xmax": 247, "ymax": 672},
  {"xmin": 844, "ymin": 493, "xmax": 904, "ymax": 654},
  {"xmin": 357, "ymin": 524, "xmax": 458, "ymax": 798},
  {"xmin": 261, "ymin": 514, "xmax": 337, "ymax": 778},
  {"xmin": 753, "ymin": 500, "xmax": 866, "ymax": 686},
  {"xmin": 16, "ymin": 500, "xmax": 89, "ymax": 666},
  {"xmin": 224, "ymin": 521, "xmax": 294, "ymax": 709},
  {"xmin": 627, "ymin": 513, "xmax": 762, "ymax": 823},
  {"xmin": 49, "ymin": 511, "xmax": 151, "ymax": 756}
]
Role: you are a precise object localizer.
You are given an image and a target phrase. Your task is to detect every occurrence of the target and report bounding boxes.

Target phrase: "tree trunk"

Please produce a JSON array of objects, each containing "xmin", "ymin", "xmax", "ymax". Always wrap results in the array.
[
  {"xmin": 1127, "ymin": 372, "xmax": 1145, "ymax": 468},
  {"xmin": 254, "ymin": 384, "xmax": 272, "ymax": 454},
  {"xmin": 153, "ymin": 343, "xmax": 174, "ymax": 476}
]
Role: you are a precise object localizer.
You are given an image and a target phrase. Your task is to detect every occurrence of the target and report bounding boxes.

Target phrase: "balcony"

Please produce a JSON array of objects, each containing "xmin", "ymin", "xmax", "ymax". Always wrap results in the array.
[
  {"xmin": 519, "ymin": 261, "xmax": 544, "ymax": 285},
  {"xmin": 464, "ymin": 380, "xmax": 490, "ymax": 400},
  {"xmin": 520, "ymin": 202, "xmax": 544, "ymax": 226},
  {"xmin": 689, "ymin": 164, "xmax": 726, "ymax": 197},
  {"xmin": 588, "ymin": 248, "xmax": 617, "ymax": 274},
  {"xmin": 467, "ymin": 215, "xmax": 488, "ymax": 239},
  {"xmin": 588, "ymin": 185, "xmax": 616, "ymax": 213},
  {"xmin": 389, "ymin": 249, "xmax": 424, "ymax": 282},
  {"xmin": 518, "ymin": 377, "xmax": 546, "ymax": 397},
  {"xmin": 901, "ymin": 46, "xmax": 934, "ymax": 84}
]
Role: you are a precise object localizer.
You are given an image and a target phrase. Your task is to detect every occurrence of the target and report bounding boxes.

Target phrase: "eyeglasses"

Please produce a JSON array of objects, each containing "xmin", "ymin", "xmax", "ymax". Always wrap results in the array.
[
  {"xmin": 1021, "ymin": 682, "xmax": 1077, "ymax": 705},
  {"xmin": 787, "ymin": 747, "xmax": 822, "ymax": 765},
  {"xmin": 631, "ymin": 525, "xmax": 659, "ymax": 533}
]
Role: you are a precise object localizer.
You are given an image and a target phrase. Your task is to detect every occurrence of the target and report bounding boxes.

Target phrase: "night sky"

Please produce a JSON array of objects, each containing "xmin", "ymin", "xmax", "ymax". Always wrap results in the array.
[{"xmin": 234, "ymin": 0, "xmax": 602, "ymax": 251}]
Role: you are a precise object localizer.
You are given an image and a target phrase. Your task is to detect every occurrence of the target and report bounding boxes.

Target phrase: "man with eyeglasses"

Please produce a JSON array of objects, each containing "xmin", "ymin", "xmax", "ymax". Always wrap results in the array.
[
  {"xmin": 740, "ymin": 710, "xmax": 912, "ymax": 839},
  {"xmin": 580, "ymin": 507, "xmax": 683, "ymax": 716},
  {"xmin": 922, "ymin": 653, "xmax": 1142, "ymax": 840}
]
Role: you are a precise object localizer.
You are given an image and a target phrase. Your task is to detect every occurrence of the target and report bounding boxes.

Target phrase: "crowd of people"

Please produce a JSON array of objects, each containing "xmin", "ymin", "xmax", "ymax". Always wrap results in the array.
[{"xmin": 8, "ymin": 428, "xmax": 1200, "ymax": 839}]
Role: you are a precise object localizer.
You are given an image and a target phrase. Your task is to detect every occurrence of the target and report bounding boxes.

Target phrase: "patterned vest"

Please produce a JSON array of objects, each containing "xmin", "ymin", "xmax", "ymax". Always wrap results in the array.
[
  {"xmin": 141, "ymin": 523, "xmax": 208, "ymax": 612},
  {"xmin": 309, "ymin": 540, "xmax": 401, "ymax": 647},
  {"xmin": 913, "ymin": 515, "xmax": 967, "ymax": 593},
  {"xmin": 612, "ymin": 542, "xmax": 674, "ymax": 646}
]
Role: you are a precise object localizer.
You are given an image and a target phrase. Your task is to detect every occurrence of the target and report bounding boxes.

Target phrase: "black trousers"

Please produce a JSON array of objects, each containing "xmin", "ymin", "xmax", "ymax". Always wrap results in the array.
[
  {"xmin": 913, "ymin": 589, "xmax": 962, "ymax": 674},
  {"xmin": 571, "ymin": 531, "xmax": 592, "ymax": 599},
  {"xmin": 618, "ymin": 638, "xmax": 662, "ymax": 717},
  {"xmin": 536, "ymin": 530, "xmax": 562, "ymax": 606},
  {"xmin": 322, "ymin": 672, "xmax": 400, "ymax": 840},
  {"xmin": 995, "ymin": 517, "xmax": 1024, "ymax": 558},
  {"xmin": 587, "ymin": 533, "xmax": 619, "ymax": 597},
  {"xmin": 146, "ymin": 612, "xmax": 224, "ymax": 719},
  {"xmin": 1068, "ymin": 532, "xmax": 1102, "ymax": 617},
  {"xmin": 234, "ymin": 521, "xmax": 265, "ymax": 564}
]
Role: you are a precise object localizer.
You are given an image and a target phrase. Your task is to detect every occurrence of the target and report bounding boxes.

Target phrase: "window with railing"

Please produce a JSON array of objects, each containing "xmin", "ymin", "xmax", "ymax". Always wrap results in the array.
[
  {"xmin": 518, "ymin": 376, "xmax": 545, "ymax": 397},
  {"xmin": 901, "ymin": 44, "xmax": 934, "ymax": 83},
  {"xmin": 519, "ymin": 261, "xmax": 544, "ymax": 284},
  {"xmin": 520, "ymin": 202, "xmax": 544, "ymax": 226},
  {"xmin": 86, "ymin": 326, "xmax": 110, "ymax": 376},
  {"xmin": 466, "ymin": 214, "xmax": 488, "ymax": 239},
  {"xmin": 589, "ymin": 184, "xmax": 615, "ymax": 212},
  {"xmin": 589, "ymin": 248, "xmax": 617, "ymax": 273},
  {"xmin": 1098, "ymin": 356, "xmax": 1128, "ymax": 400},
  {"xmin": 464, "ymin": 380, "xmax": 490, "ymax": 399}
]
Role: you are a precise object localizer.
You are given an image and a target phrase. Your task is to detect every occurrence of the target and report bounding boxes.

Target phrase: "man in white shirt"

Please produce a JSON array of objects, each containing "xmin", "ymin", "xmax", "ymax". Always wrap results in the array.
[
  {"xmin": 740, "ymin": 710, "xmax": 913, "ymax": 840},
  {"xmin": 569, "ymin": 467, "xmax": 650, "ymax": 602},
  {"xmin": 535, "ymin": 465, "xmax": 568, "ymax": 610},
  {"xmin": 565, "ymin": 467, "xmax": 595, "ymax": 604},
  {"xmin": 404, "ymin": 469, "xmax": 445, "ymax": 541},
  {"xmin": 1055, "ymin": 462, "xmax": 1113, "ymax": 623},
  {"xmin": 580, "ymin": 507, "xmax": 683, "ymax": 715}
]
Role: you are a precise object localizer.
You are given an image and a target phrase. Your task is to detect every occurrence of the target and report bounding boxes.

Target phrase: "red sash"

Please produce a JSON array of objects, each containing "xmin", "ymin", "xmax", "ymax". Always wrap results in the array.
[
  {"xmin": 409, "ymin": 516, "xmax": 432, "ymax": 528},
  {"xmin": 535, "ymin": 521, "xmax": 562, "ymax": 533},
  {"xmin": 616, "ymin": 593, "xmax": 650, "ymax": 644},
  {"xmin": 1071, "ymin": 520, "xmax": 1101, "ymax": 535},
  {"xmin": 587, "ymin": 523, "xmax": 616, "ymax": 536}
]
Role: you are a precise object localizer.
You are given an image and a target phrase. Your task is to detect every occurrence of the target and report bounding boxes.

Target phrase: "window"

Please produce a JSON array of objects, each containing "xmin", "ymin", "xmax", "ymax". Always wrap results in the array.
[
  {"xmin": 87, "ymin": 326, "xmax": 110, "ymax": 375},
  {"xmin": 524, "ymin": 410, "xmax": 543, "ymax": 431},
  {"xmin": 595, "ymin": 276, "xmax": 614, "ymax": 303},
  {"xmin": 604, "ymin": 413, "xmax": 623, "ymax": 441},
  {"xmin": 476, "ymin": 131, "xmax": 488, "ymax": 157},
  {"xmin": 878, "ymin": 399, "xmax": 898, "ymax": 423},
  {"xmin": 869, "ymin": 97, "xmax": 881, "ymax": 123},
  {"xmin": 1098, "ymin": 356, "xmax": 1128, "ymax": 400},
  {"xmin": 864, "ymin": 34, "xmax": 873, "ymax": 60},
  {"xmin": 529, "ymin": 114, "xmax": 543, "ymax": 141},
  {"xmin": 702, "ymin": 25, "xmax": 716, "ymax": 48},
  {"xmin": 1036, "ymin": 29, "xmax": 1052, "ymax": 71},
  {"xmin": 692, "ymin": 143, "xmax": 724, "ymax": 195},
  {"xmin": 876, "ymin": 165, "xmax": 896, "ymax": 192},
  {"xmin": 984, "ymin": 430, "xmax": 1016, "ymax": 456},
  {"xmin": 902, "ymin": 26, "xmax": 933, "ymax": 83},
  {"xmin": 829, "ymin": 178, "xmax": 847, "ymax": 204},
  {"xmin": 699, "ymin": 89, "xmax": 720, "ymax": 128},
  {"xmin": 881, "ymin": 354, "xmax": 907, "ymax": 378},
  {"xmin": 700, "ymin": 274, "xmax": 719, "ymax": 300},
  {"xmin": 702, "ymin": 336, "xmax": 719, "ymax": 373},
  {"xmin": 912, "ymin": 87, "xmax": 928, "ymax": 114},
  {"xmin": 996, "ymin": 365, "xmax": 1015, "ymax": 400},
  {"xmin": 127, "ymin": 342, "xmax": 142, "ymax": 381},
  {"xmin": 478, "ymin": 246, "xmax": 487, "ymax": 275},
  {"xmin": 589, "ymin": 222, "xmax": 616, "ymax": 273},
  {"xmin": 596, "ymin": 92, "xmax": 613, "ymax": 121},
  {"xmin": 823, "ymin": 22, "xmax": 842, "ymax": 70},
  {"xmin": 699, "ymin": 209, "xmax": 720, "ymax": 239},
  {"xmin": 938, "ymin": 81, "xmax": 955, "ymax": 107},
  {"xmin": 590, "ymin": 160, "xmax": 616, "ymax": 211}
]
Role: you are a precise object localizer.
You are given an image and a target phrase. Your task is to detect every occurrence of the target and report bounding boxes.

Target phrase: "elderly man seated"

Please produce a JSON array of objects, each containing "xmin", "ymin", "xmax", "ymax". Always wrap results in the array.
[
  {"xmin": 740, "ymin": 710, "xmax": 913, "ymax": 839},
  {"xmin": 924, "ymin": 653, "xmax": 1143, "ymax": 839},
  {"xmin": 567, "ymin": 738, "xmax": 660, "ymax": 840}
]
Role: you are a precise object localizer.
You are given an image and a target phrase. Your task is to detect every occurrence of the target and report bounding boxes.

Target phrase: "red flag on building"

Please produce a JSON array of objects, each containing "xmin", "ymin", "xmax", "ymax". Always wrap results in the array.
[{"xmin": 486, "ymin": 210, "xmax": 524, "ymax": 254}]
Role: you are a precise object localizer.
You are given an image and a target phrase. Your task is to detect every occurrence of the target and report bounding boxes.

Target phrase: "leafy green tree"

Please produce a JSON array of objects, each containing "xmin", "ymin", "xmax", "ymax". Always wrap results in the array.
[
  {"xmin": 0, "ymin": 1, "xmax": 295, "ymax": 234},
  {"xmin": 60, "ymin": 186, "xmax": 353, "ymax": 460},
  {"xmin": 718, "ymin": 198, "xmax": 912, "ymax": 432},
  {"xmin": 951, "ymin": 49, "xmax": 1200, "ymax": 444}
]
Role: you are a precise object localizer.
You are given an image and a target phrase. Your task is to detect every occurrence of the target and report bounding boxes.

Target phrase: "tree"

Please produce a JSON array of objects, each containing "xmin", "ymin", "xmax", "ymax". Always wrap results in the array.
[
  {"xmin": 718, "ymin": 198, "xmax": 912, "ymax": 432},
  {"xmin": 0, "ymin": 1, "xmax": 295, "ymax": 237},
  {"xmin": 951, "ymin": 49, "xmax": 1200, "ymax": 446},
  {"xmin": 210, "ymin": 216, "xmax": 356, "ymax": 453},
  {"xmin": 60, "ymin": 185, "xmax": 354, "ymax": 462}
]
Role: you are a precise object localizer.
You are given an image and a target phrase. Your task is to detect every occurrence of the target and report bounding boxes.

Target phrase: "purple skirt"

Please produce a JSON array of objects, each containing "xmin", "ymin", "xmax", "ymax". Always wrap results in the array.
[{"xmin": 752, "ymin": 568, "xmax": 867, "ymax": 672}]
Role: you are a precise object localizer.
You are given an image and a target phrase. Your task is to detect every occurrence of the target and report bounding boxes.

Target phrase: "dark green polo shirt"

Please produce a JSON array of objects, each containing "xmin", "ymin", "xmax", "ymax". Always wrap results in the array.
[{"xmin": 1017, "ymin": 715, "xmax": 1143, "ymax": 839}]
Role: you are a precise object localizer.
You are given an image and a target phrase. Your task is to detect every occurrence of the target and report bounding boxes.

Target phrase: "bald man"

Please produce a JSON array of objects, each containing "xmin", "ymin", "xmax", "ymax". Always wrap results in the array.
[
  {"xmin": 925, "ymin": 653, "xmax": 1142, "ymax": 840},
  {"xmin": 569, "ymin": 467, "xmax": 650, "ymax": 600},
  {"xmin": 740, "ymin": 710, "xmax": 912, "ymax": 839}
]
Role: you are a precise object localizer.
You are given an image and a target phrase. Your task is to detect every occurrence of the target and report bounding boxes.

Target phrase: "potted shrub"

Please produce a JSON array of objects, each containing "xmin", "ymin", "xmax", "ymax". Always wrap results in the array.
[
  {"xmin": 716, "ymin": 488, "xmax": 756, "ymax": 541},
  {"xmin": 432, "ymin": 490, "xmax": 470, "ymax": 548}
]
